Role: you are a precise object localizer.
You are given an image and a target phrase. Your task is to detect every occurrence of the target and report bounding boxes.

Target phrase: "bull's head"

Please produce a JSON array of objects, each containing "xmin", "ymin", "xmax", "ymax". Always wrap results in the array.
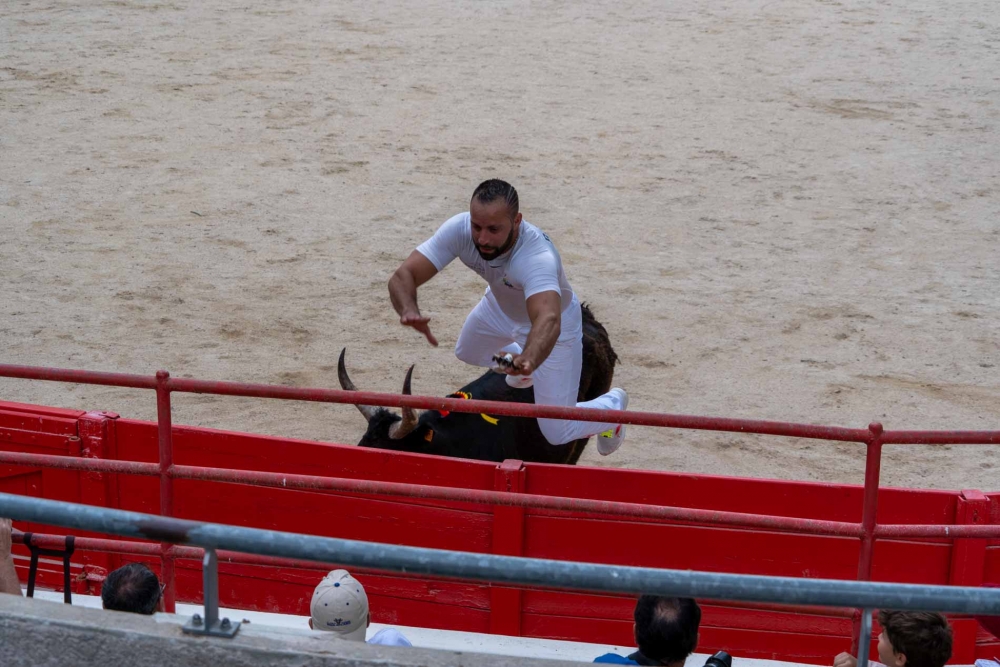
[{"xmin": 337, "ymin": 348, "xmax": 429, "ymax": 450}]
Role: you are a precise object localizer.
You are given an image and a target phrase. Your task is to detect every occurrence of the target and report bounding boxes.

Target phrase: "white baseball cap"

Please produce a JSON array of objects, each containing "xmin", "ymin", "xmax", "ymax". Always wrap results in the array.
[{"xmin": 310, "ymin": 569, "xmax": 369, "ymax": 641}]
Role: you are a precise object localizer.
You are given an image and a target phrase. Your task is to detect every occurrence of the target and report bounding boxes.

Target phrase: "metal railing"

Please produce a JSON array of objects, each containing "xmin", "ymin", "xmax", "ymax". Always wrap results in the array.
[
  {"xmin": 5, "ymin": 491, "xmax": 1000, "ymax": 648},
  {"xmin": 1, "ymin": 364, "xmax": 1000, "ymax": 653}
]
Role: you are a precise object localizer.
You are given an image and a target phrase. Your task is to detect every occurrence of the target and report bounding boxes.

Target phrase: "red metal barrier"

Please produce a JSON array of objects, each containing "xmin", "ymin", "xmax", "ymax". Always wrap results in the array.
[
  {"xmin": 2, "ymin": 362, "xmax": 1000, "ymax": 659},
  {"xmin": 0, "ymin": 450, "xmax": 865, "ymax": 536}
]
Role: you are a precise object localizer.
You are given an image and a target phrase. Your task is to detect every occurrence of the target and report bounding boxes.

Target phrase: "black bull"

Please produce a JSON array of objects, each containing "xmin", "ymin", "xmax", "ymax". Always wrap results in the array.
[{"xmin": 339, "ymin": 304, "xmax": 619, "ymax": 465}]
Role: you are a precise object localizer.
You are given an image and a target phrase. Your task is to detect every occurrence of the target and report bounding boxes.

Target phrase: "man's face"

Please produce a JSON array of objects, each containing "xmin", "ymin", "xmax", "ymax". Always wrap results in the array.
[
  {"xmin": 877, "ymin": 631, "xmax": 905, "ymax": 667},
  {"xmin": 470, "ymin": 198, "xmax": 521, "ymax": 260}
]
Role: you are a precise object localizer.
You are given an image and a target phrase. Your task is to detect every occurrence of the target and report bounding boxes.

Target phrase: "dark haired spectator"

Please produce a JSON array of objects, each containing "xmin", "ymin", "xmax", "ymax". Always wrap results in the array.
[
  {"xmin": 101, "ymin": 563, "xmax": 163, "ymax": 615},
  {"xmin": 0, "ymin": 518, "xmax": 24, "ymax": 596},
  {"xmin": 833, "ymin": 610, "xmax": 952, "ymax": 667},
  {"xmin": 595, "ymin": 596, "xmax": 701, "ymax": 665}
]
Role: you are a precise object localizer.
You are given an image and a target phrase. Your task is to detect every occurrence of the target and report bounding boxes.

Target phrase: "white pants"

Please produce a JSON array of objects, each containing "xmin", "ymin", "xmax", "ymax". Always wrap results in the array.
[{"xmin": 454, "ymin": 291, "xmax": 623, "ymax": 445}]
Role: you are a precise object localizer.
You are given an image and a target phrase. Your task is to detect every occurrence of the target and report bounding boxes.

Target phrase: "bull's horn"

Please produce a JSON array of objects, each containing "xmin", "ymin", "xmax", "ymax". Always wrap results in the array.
[
  {"xmin": 337, "ymin": 348, "xmax": 377, "ymax": 422},
  {"xmin": 388, "ymin": 365, "xmax": 420, "ymax": 440}
]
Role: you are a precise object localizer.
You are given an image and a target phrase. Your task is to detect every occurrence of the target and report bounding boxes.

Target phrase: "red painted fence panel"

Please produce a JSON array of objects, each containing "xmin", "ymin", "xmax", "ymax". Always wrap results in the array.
[{"xmin": 1, "ymin": 399, "xmax": 999, "ymax": 664}]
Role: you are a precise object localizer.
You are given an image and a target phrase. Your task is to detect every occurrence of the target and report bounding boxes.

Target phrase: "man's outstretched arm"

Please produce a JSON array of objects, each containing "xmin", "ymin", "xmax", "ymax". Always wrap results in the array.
[
  {"xmin": 388, "ymin": 250, "xmax": 440, "ymax": 346},
  {"xmin": 509, "ymin": 290, "xmax": 562, "ymax": 376}
]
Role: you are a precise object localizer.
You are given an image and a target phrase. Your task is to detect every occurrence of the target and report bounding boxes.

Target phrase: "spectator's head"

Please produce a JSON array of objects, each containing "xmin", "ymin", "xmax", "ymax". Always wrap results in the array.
[
  {"xmin": 633, "ymin": 596, "xmax": 701, "ymax": 666},
  {"xmin": 309, "ymin": 569, "xmax": 369, "ymax": 641},
  {"xmin": 876, "ymin": 610, "xmax": 953, "ymax": 667},
  {"xmin": 101, "ymin": 563, "xmax": 163, "ymax": 615}
]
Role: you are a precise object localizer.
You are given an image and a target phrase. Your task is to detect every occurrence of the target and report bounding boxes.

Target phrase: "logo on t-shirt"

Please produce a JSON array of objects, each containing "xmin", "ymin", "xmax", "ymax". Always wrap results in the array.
[{"xmin": 502, "ymin": 276, "xmax": 515, "ymax": 289}]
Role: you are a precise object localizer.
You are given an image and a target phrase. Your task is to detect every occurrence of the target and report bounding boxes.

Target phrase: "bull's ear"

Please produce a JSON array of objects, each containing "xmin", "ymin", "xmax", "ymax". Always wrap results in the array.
[
  {"xmin": 389, "ymin": 365, "xmax": 420, "ymax": 439},
  {"xmin": 338, "ymin": 348, "xmax": 377, "ymax": 422}
]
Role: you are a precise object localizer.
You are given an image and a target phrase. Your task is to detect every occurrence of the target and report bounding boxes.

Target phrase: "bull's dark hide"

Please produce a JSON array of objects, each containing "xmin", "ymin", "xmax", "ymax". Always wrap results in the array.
[{"xmin": 340, "ymin": 304, "xmax": 618, "ymax": 465}]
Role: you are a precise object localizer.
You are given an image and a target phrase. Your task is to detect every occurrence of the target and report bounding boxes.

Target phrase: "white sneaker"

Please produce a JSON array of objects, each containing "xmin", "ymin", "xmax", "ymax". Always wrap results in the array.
[
  {"xmin": 506, "ymin": 374, "xmax": 534, "ymax": 389},
  {"xmin": 597, "ymin": 388, "xmax": 629, "ymax": 456}
]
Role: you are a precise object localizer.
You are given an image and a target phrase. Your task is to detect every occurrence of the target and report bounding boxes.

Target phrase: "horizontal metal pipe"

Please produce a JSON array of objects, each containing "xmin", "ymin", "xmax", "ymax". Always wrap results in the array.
[
  {"xmin": 0, "ymin": 365, "xmax": 157, "ymax": 390},
  {"xmin": 0, "ymin": 363, "xmax": 871, "ymax": 439},
  {"xmin": 0, "ymin": 450, "xmax": 862, "ymax": 536},
  {"xmin": 9, "ymin": 451, "xmax": 1000, "ymax": 539},
  {"xmin": 4, "ymin": 364, "xmax": 999, "ymax": 444},
  {"xmin": 880, "ymin": 431, "xmax": 1000, "ymax": 445},
  {"xmin": 3, "ymin": 493, "xmax": 1000, "ymax": 614},
  {"xmin": 11, "ymin": 531, "xmax": 337, "ymax": 566},
  {"xmin": 0, "ymin": 451, "xmax": 160, "ymax": 476},
  {"xmin": 5, "ymin": 529, "xmax": 859, "ymax": 618},
  {"xmin": 13, "ymin": 531, "xmax": 164, "ymax": 557},
  {"xmin": 874, "ymin": 524, "xmax": 1000, "ymax": 538},
  {"xmin": 1, "ymin": 455, "xmax": 992, "ymax": 542},
  {"xmin": 169, "ymin": 464, "xmax": 865, "ymax": 537},
  {"xmin": 166, "ymin": 377, "xmax": 874, "ymax": 440}
]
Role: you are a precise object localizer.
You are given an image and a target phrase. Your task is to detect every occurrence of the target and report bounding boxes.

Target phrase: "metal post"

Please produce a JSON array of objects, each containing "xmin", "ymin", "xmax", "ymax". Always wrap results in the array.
[
  {"xmin": 857, "ymin": 607, "xmax": 873, "ymax": 667},
  {"xmin": 182, "ymin": 548, "xmax": 239, "ymax": 637},
  {"xmin": 156, "ymin": 370, "xmax": 176, "ymax": 613},
  {"xmin": 852, "ymin": 423, "xmax": 883, "ymax": 653}
]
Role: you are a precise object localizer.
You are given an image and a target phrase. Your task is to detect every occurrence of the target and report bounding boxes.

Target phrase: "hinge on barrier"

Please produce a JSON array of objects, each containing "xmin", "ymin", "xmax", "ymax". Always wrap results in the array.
[
  {"xmin": 22, "ymin": 533, "xmax": 75, "ymax": 604},
  {"xmin": 181, "ymin": 548, "xmax": 240, "ymax": 638}
]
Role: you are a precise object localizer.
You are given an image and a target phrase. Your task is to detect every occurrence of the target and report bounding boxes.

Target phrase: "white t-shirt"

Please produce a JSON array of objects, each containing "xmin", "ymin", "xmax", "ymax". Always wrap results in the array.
[
  {"xmin": 415, "ymin": 213, "xmax": 575, "ymax": 325},
  {"xmin": 367, "ymin": 627, "xmax": 412, "ymax": 647}
]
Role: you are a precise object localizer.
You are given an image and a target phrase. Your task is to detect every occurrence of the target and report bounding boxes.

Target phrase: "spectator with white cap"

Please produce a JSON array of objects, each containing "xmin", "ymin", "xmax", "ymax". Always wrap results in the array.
[{"xmin": 309, "ymin": 569, "xmax": 412, "ymax": 647}]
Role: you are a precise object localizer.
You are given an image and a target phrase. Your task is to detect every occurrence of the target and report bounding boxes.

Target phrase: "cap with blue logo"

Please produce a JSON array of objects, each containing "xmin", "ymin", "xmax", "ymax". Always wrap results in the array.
[{"xmin": 310, "ymin": 569, "xmax": 369, "ymax": 641}]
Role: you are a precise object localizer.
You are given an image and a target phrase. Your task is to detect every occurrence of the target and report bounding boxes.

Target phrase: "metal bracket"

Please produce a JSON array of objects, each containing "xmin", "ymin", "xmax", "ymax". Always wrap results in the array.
[{"xmin": 181, "ymin": 548, "xmax": 240, "ymax": 638}]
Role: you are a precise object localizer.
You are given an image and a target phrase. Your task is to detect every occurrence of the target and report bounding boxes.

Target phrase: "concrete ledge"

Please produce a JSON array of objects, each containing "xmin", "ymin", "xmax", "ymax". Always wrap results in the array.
[{"xmin": 0, "ymin": 594, "xmax": 587, "ymax": 667}]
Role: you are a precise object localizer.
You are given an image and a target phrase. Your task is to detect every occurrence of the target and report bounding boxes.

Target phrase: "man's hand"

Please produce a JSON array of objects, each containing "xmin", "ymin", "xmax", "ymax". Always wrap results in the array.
[
  {"xmin": 389, "ymin": 251, "xmax": 440, "ymax": 347},
  {"xmin": 505, "ymin": 355, "xmax": 535, "ymax": 376},
  {"xmin": 400, "ymin": 311, "xmax": 438, "ymax": 347},
  {"xmin": 834, "ymin": 652, "xmax": 858, "ymax": 667},
  {"xmin": 493, "ymin": 352, "xmax": 533, "ymax": 376}
]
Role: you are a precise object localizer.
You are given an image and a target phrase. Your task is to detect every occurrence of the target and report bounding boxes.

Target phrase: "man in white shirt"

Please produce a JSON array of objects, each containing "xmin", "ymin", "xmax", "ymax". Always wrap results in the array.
[{"xmin": 388, "ymin": 179, "xmax": 628, "ymax": 454}]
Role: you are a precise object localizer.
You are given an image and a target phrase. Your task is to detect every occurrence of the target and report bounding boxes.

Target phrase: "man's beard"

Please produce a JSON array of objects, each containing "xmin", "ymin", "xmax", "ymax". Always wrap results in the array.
[{"xmin": 475, "ymin": 226, "xmax": 516, "ymax": 261}]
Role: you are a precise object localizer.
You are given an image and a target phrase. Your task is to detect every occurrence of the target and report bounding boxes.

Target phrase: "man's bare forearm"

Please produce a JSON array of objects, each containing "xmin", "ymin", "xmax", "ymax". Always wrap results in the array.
[
  {"xmin": 388, "ymin": 269, "xmax": 420, "ymax": 317},
  {"xmin": 521, "ymin": 312, "xmax": 560, "ymax": 369}
]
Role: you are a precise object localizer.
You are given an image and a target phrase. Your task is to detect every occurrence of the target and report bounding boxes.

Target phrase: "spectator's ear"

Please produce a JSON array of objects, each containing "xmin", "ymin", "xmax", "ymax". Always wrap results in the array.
[
  {"xmin": 896, "ymin": 652, "xmax": 907, "ymax": 667},
  {"xmin": 633, "ymin": 622, "xmax": 638, "ymax": 646}
]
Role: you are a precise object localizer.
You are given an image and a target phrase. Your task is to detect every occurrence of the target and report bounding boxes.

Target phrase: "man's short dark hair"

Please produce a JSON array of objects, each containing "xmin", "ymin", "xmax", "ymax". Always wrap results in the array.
[
  {"xmin": 878, "ymin": 610, "xmax": 952, "ymax": 667},
  {"xmin": 472, "ymin": 179, "xmax": 519, "ymax": 219},
  {"xmin": 634, "ymin": 596, "xmax": 701, "ymax": 664},
  {"xmin": 101, "ymin": 563, "xmax": 162, "ymax": 615}
]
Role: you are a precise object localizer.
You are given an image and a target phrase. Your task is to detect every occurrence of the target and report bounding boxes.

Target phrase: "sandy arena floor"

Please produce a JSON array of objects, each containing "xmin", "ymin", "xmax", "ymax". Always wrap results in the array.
[{"xmin": 1, "ymin": 0, "xmax": 998, "ymax": 490}]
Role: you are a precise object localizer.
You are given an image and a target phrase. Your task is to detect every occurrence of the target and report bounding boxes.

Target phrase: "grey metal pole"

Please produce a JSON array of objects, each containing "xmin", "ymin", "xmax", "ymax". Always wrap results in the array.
[
  {"xmin": 4, "ymin": 493, "xmax": 1000, "ymax": 615},
  {"xmin": 856, "ymin": 608, "xmax": 873, "ymax": 667},
  {"xmin": 181, "ymin": 548, "xmax": 239, "ymax": 638},
  {"xmin": 203, "ymin": 548, "xmax": 220, "ymax": 630}
]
